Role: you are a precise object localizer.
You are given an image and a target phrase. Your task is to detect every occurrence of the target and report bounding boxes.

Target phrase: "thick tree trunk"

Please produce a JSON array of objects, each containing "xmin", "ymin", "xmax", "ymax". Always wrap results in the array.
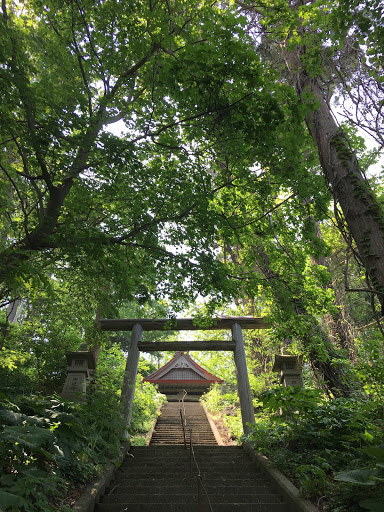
[
  {"xmin": 254, "ymin": 243, "xmax": 353, "ymax": 396},
  {"xmin": 323, "ymin": 308, "xmax": 356, "ymax": 360},
  {"xmin": 284, "ymin": 50, "xmax": 384, "ymax": 301},
  {"xmin": 311, "ymin": 221, "xmax": 357, "ymax": 361}
]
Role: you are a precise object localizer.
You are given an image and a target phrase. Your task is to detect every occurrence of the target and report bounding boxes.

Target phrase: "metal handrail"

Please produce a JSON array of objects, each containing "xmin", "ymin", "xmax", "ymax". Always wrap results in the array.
[
  {"xmin": 180, "ymin": 389, "xmax": 188, "ymax": 449},
  {"xmin": 180, "ymin": 390, "xmax": 213, "ymax": 512}
]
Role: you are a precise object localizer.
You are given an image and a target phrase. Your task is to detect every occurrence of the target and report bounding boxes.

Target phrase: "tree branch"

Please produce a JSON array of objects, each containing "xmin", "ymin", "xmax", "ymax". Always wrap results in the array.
[
  {"xmin": 2, "ymin": 0, "xmax": 8, "ymax": 20},
  {"xmin": 345, "ymin": 288, "xmax": 384, "ymax": 296},
  {"xmin": 130, "ymin": 92, "xmax": 255, "ymax": 143},
  {"xmin": 235, "ymin": 193, "xmax": 296, "ymax": 229},
  {"xmin": 0, "ymin": 163, "xmax": 30, "ymax": 238},
  {"xmin": 113, "ymin": 241, "xmax": 200, "ymax": 266},
  {"xmin": 70, "ymin": 2, "xmax": 93, "ymax": 117},
  {"xmin": 109, "ymin": 206, "xmax": 195, "ymax": 244}
]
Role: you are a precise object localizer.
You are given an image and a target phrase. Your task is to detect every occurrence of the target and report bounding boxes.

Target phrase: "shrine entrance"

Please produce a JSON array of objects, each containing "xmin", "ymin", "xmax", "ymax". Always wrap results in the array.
[
  {"xmin": 143, "ymin": 351, "xmax": 224, "ymax": 401},
  {"xmin": 96, "ymin": 316, "xmax": 269, "ymax": 437}
]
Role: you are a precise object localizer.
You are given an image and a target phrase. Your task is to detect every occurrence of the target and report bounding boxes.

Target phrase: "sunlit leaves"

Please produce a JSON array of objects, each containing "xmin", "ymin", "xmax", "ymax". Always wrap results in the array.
[{"xmin": 0, "ymin": 0, "xmax": 269, "ymax": 308}]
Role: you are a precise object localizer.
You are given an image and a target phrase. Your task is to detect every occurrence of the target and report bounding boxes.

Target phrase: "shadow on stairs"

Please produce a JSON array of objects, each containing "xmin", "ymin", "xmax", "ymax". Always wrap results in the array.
[{"xmin": 94, "ymin": 401, "xmax": 291, "ymax": 511}]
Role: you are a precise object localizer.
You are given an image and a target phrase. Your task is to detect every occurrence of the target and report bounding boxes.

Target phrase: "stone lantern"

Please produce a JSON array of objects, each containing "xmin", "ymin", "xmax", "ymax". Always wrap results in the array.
[
  {"xmin": 272, "ymin": 353, "xmax": 304, "ymax": 387},
  {"xmin": 62, "ymin": 342, "xmax": 97, "ymax": 399}
]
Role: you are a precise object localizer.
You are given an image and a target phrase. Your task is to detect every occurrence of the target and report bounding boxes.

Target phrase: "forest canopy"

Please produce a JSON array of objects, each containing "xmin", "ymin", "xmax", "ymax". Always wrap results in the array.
[
  {"xmin": 1, "ymin": 0, "xmax": 383, "ymax": 323},
  {"xmin": 1, "ymin": 0, "xmax": 384, "ymax": 510},
  {"xmin": 1, "ymin": 0, "xmax": 384, "ymax": 398}
]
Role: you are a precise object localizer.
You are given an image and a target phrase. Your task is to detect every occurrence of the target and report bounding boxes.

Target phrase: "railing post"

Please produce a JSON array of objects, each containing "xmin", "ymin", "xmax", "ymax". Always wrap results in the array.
[
  {"xmin": 232, "ymin": 322, "xmax": 255, "ymax": 435},
  {"xmin": 189, "ymin": 428, "xmax": 193, "ymax": 485},
  {"xmin": 197, "ymin": 474, "xmax": 203, "ymax": 512},
  {"xmin": 120, "ymin": 323, "xmax": 143, "ymax": 439},
  {"xmin": 180, "ymin": 409, "xmax": 187, "ymax": 449}
]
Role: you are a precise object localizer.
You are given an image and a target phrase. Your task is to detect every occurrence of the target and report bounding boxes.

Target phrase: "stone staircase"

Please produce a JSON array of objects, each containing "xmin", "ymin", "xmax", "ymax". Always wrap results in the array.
[
  {"xmin": 150, "ymin": 402, "xmax": 217, "ymax": 446},
  {"xmin": 95, "ymin": 446, "xmax": 289, "ymax": 511},
  {"xmin": 94, "ymin": 402, "xmax": 290, "ymax": 511}
]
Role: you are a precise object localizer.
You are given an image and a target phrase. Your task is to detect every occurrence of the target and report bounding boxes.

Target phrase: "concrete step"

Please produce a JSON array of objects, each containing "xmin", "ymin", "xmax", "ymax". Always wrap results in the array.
[
  {"xmin": 114, "ymin": 468, "xmax": 261, "ymax": 479},
  {"xmin": 101, "ymin": 494, "xmax": 284, "ymax": 504},
  {"xmin": 106, "ymin": 485, "xmax": 274, "ymax": 494},
  {"xmin": 150, "ymin": 402, "xmax": 217, "ymax": 446},
  {"xmin": 150, "ymin": 432, "xmax": 215, "ymax": 436},
  {"xmin": 127, "ymin": 451, "xmax": 245, "ymax": 459},
  {"xmin": 118, "ymin": 461, "xmax": 260, "ymax": 471},
  {"xmin": 149, "ymin": 436, "xmax": 216, "ymax": 439},
  {"xmin": 149, "ymin": 440, "xmax": 217, "ymax": 443},
  {"xmin": 95, "ymin": 503, "xmax": 288, "ymax": 512},
  {"xmin": 113, "ymin": 479, "xmax": 271, "ymax": 490},
  {"xmin": 131, "ymin": 445, "xmax": 241, "ymax": 451},
  {"xmin": 149, "ymin": 440, "xmax": 217, "ymax": 444},
  {"xmin": 110, "ymin": 477, "xmax": 271, "ymax": 487},
  {"xmin": 153, "ymin": 423, "xmax": 211, "ymax": 426},
  {"xmin": 92, "ymin": 403, "xmax": 290, "ymax": 512},
  {"xmin": 126, "ymin": 454, "xmax": 246, "ymax": 462},
  {"xmin": 149, "ymin": 440, "xmax": 218, "ymax": 444},
  {"xmin": 130, "ymin": 446, "xmax": 241, "ymax": 453}
]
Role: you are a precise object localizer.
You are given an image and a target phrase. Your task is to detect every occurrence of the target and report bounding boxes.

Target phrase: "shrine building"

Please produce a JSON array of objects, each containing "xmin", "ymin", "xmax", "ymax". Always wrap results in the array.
[{"xmin": 143, "ymin": 351, "xmax": 223, "ymax": 401}]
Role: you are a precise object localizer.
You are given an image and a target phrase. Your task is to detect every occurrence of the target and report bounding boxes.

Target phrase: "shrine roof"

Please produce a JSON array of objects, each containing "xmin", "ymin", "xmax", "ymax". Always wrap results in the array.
[{"xmin": 143, "ymin": 351, "xmax": 223, "ymax": 384}]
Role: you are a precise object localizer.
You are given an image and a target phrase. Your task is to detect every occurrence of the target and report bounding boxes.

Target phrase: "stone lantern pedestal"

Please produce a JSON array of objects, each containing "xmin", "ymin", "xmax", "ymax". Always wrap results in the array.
[
  {"xmin": 62, "ymin": 343, "xmax": 97, "ymax": 399},
  {"xmin": 272, "ymin": 354, "xmax": 303, "ymax": 387}
]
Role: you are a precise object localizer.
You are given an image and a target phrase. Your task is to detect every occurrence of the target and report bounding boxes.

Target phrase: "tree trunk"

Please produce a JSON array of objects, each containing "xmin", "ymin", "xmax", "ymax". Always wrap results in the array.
[
  {"xmin": 311, "ymin": 221, "xmax": 357, "ymax": 362},
  {"xmin": 284, "ymin": 50, "xmax": 384, "ymax": 302},
  {"xmin": 254, "ymin": 243, "xmax": 354, "ymax": 396},
  {"xmin": 226, "ymin": 239, "xmax": 353, "ymax": 395}
]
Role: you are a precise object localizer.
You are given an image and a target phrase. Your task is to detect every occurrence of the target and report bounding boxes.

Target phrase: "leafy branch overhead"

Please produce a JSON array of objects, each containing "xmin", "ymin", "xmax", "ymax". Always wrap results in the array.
[
  {"xmin": 0, "ymin": 0, "xmax": 383, "ymax": 332},
  {"xmin": 0, "ymin": 0, "xmax": 285, "ymax": 305}
]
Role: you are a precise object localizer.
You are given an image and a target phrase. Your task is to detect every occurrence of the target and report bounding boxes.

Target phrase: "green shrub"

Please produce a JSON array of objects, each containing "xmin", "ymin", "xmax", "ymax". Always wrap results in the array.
[
  {"xmin": 0, "ymin": 348, "xmax": 166, "ymax": 510},
  {"xmin": 246, "ymin": 386, "xmax": 384, "ymax": 509},
  {"xmin": 129, "ymin": 359, "xmax": 166, "ymax": 444},
  {"xmin": 334, "ymin": 445, "xmax": 384, "ymax": 512},
  {"xmin": 201, "ymin": 384, "xmax": 243, "ymax": 441},
  {"xmin": 0, "ymin": 387, "xmax": 123, "ymax": 511}
]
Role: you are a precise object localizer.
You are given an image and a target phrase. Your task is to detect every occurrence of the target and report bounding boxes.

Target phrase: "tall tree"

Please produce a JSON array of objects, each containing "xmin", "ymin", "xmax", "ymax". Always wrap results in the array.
[{"xmin": 238, "ymin": 0, "xmax": 384, "ymax": 311}]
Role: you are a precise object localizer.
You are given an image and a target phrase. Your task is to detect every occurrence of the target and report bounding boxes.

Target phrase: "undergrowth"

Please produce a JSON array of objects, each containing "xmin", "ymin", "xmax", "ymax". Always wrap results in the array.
[
  {"xmin": 0, "ymin": 356, "xmax": 164, "ymax": 511},
  {"xmin": 0, "ymin": 390, "xmax": 122, "ymax": 512},
  {"xmin": 203, "ymin": 384, "xmax": 384, "ymax": 512},
  {"xmin": 246, "ymin": 387, "xmax": 384, "ymax": 512}
]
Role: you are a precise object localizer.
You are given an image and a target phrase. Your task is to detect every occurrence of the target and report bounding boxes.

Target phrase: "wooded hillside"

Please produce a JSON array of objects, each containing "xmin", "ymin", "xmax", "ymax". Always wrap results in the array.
[{"xmin": 1, "ymin": 0, "xmax": 384, "ymax": 511}]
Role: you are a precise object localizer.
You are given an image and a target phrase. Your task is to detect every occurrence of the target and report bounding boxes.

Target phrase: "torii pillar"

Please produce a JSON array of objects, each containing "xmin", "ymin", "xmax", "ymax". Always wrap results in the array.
[
  {"xmin": 120, "ymin": 323, "xmax": 142, "ymax": 439},
  {"xmin": 232, "ymin": 323, "xmax": 255, "ymax": 435},
  {"xmin": 97, "ymin": 316, "xmax": 267, "ymax": 437}
]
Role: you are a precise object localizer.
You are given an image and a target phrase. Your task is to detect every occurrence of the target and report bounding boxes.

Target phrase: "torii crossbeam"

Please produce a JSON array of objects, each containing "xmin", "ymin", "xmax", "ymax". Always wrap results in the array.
[
  {"xmin": 96, "ymin": 316, "xmax": 270, "ymax": 438},
  {"xmin": 96, "ymin": 316, "xmax": 269, "ymax": 331}
]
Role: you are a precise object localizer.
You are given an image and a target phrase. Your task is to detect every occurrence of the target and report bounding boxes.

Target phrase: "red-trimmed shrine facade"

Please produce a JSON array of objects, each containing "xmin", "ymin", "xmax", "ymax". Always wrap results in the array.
[{"xmin": 143, "ymin": 352, "xmax": 223, "ymax": 401}]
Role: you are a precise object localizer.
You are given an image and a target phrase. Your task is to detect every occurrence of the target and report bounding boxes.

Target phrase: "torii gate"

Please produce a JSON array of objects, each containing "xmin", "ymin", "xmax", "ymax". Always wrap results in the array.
[{"xmin": 97, "ymin": 316, "xmax": 270, "ymax": 438}]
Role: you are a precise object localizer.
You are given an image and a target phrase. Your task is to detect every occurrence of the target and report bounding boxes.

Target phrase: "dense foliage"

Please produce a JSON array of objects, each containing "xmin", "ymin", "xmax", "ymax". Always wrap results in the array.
[
  {"xmin": 0, "ymin": 345, "xmax": 163, "ymax": 511},
  {"xmin": 0, "ymin": 393, "xmax": 120, "ymax": 512},
  {"xmin": 248, "ymin": 387, "xmax": 384, "ymax": 511},
  {"xmin": 202, "ymin": 369, "xmax": 384, "ymax": 511},
  {"xmin": 1, "ymin": 0, "xmax": 384, "ymax": 511}
]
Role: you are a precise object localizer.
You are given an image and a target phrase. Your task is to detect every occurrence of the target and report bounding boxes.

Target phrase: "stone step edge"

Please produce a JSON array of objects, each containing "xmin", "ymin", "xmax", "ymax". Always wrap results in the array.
[
  {"xmin": 242, "ymin": 442, "xmax": 319, "ymax": 512},
  {"xmin": 95, "ymin": 505, "xmax": 288, "ymax": 512},
  {"xmin": 149, "ymin": 402, "xmax": 219, "ymax": 446},
  {"xmin": 201, "ymin": 402, "xmax": 225, "ymax": 446},
  {"xmin": 71, "ymin": 443, "xmax": 321, "ymax": 512},
  {"xmin": 101, "ymin": 493, "xmax": 283, "ymax": 503},
  {"xmin": 71, "ymin": 440, "xmax": 131, "ymax": 512}
]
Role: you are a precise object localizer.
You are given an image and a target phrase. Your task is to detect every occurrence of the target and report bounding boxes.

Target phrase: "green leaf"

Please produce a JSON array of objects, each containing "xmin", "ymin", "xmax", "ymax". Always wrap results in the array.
[
  {"xmin": 0, "ymin": 489, "xmax": 28, "ymax": 509},
  {"xmin": 334, "ymin": 468, "xmax": 379, "ymax": 486},
  {"xmin": 0, "ymin": 409, "xmax": 24, "ymax": 425},
  {"xmin": 364, "ymin": 446, "xmax": 384, "ymax": 462},
  {"xmin": 3, "ymin": 425, "xmax": 54, "ymax": 450},
  {"xmin": 359, "ymin": 497, "xmax": 384, "ymax": 511}
]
